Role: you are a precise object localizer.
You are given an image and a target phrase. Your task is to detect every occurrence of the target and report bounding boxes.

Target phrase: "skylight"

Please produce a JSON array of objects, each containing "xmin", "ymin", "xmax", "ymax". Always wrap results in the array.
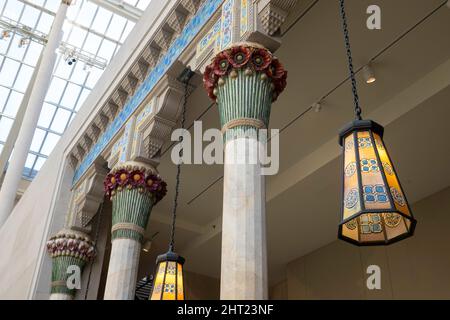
[{"xmin": 0, "ymin": 0, "xmax": 150, "ymax": 179}]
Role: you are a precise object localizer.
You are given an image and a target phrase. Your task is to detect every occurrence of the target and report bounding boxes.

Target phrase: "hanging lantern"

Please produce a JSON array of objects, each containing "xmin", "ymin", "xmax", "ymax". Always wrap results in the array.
[
  {"xmin": 150, "ymin": 251, "xmax": 185, "ymax": 300},
  {"xmin": 337, "ymin": 0, "xmax": 416, "ymax": 245},
  {"xmin": 149, "ymin": 68, "xmax": 194, "ymax": 300},
  {"xmin": 338, "ymin": 120, "xmax": 416, "ymax": 245}
]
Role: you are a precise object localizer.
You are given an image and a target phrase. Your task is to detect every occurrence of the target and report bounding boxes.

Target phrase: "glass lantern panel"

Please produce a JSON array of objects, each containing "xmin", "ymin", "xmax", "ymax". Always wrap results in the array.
[
  {"xmin": 382, "ymin": 213, "xmax": 409, "ymax": 240},
  {"xmin": 343, "ymin": 132, "xmax": 361, "ymax": 220},
  {"xmin": 357, "ymin": 131, "xmax": 391, "ymax": 211},
  {"xmin": 358, "ymin": 213, "xmax": 385, "ymax": 243},
  {"xmin": 177, "ymin": 263, "xmax": 184, "ymax": 300},
  {"xmin": 162, "ymin": 261, "xmax": 177, "ymax": 300},
  {"xmin": 342, "ymin": 218, "xmax": 359, "ymax": 241},
  {"xmin": 150, "ymin": 261, "xmax": 166, "ymax": 300},
  {"xmin": 373, "ymin": 133, "xmax": 411, "ymax": 217}
]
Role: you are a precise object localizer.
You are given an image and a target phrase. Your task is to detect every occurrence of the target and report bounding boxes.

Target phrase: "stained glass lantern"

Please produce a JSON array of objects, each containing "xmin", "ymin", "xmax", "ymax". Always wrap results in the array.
[
  {"xmin": 338, "ymin": 120, "xmax": 416, "ymax": 245},
  {"xmin": 150, "ymin": 251, "xmax": 185, "ymax": 300}
]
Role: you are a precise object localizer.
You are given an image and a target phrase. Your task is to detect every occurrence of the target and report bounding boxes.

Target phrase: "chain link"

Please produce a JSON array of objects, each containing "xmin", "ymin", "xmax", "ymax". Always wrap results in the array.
[
  {"xmin": 339, "ymin": 0, "xmax": 362, "ymax": 120},
  {"xmin": 169, "ymin": 74, "xmax": 191, "ymax": 252}
]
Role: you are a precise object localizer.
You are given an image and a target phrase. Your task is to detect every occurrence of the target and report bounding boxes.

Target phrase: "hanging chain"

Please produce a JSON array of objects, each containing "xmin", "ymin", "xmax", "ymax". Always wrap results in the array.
[
  {"xmin": 169, "ymin": 74, "xmax": 191, "ymax": 252},
  {"xmin": 339, "ymin": 0, "xmax": 362, "ymax": 120}
]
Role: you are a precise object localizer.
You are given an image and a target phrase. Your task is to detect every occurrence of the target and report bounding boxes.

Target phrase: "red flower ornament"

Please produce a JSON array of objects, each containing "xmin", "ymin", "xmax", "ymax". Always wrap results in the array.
[
  {"xmin": 251, "ymin": 48, "xmax": 272, "ymax": 71},
  {"xmin": 115, "ymin": 169, "xmax": 129, "ymax": 186},
  {"xmin": 213, "ymin": 52, "xmax": 230, "ymax": 76},
  {"xmin": 227, "ymin": 46, "xmax": 251, "ymax": 68}
]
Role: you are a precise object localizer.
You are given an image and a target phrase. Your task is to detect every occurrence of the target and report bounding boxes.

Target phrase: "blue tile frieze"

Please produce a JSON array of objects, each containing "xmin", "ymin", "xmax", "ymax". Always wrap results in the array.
[{"xmin": 72, "ymin": 0, "xmax": 224, "ymax": 186}]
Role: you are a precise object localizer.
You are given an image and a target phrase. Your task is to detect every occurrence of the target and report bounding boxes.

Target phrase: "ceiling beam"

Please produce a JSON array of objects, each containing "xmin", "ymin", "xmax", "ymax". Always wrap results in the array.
[{"xmin": 89, "ymin": 0, "xmax": 143, "ymax": 22}]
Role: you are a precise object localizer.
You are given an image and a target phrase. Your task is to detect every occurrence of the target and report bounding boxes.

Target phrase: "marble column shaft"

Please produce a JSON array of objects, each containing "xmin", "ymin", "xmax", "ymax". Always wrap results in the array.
[{"xmin": 203, "ymin": 42, "xmax": 287, "ymax": 300}]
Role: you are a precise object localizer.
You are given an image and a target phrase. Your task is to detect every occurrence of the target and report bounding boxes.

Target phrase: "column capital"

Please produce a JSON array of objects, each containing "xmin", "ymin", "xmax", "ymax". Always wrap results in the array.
[
  {"xmin": 46, "ymin": 229, "xmax": 96, "ymax": 262},
  {"xmin": 203, "ymin": 42, "xmax": 287, "ymax": 140},
  {"xmin": 203, "ymin": 42, "xmax": 287, "ymax": 102},
  {"xmin": 104, "ymin": 161, "xmax": 167, "ymax": 242},
  {"xmin": 46, "ymin": 228, "xmax": 96, "ymax": 299}
]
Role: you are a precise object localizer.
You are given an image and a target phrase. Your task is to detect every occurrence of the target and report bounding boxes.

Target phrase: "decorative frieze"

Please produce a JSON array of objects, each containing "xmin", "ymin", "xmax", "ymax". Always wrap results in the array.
[{"xmin": 71, "ymin": 0, "xmax": 224, "ymax": 186}]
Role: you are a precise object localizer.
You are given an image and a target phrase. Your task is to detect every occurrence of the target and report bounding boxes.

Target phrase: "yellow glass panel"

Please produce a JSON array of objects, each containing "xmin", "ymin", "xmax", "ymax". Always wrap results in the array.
[
  {"xmin": 373, "ymin": 133, "xmax": 411, "ymax": 217},
  {"xmin": 357, "ymin": 131, "xmax": 391, "ymax": 211},
  {"xmin": 162, "ymin": 261, "xmax": 177, "ymax": 300},
  {"xmin": 150, "ymin": 261, "xmax": 166, "ymax": 300},
  {"xmin": 343, "ymin": 133, "xmax": 360, "ymax": 219},
  {"xmin": 342, "ymin": 218, "xmax": 359, "ymax": 241},
  {"xmin": 177, "ymin": 263, "xmax": 184, "ymax": 300},
  {"xmin": 382, "ymin": 212, "xmax": 408, "ymax": 240}
]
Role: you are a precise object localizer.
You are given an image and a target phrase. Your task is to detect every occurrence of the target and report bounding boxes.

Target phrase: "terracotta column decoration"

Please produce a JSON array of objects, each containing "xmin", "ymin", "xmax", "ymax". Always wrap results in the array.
[
  {"xmin": 103, "ymin": 161, "xmax": 167, "ymax": 300},
  {"xmin": 203, "ymin": 42, "xmax": 287, "ymax": 299},
  {"xmin": 46, "ymin": 229, "xmax": 95, "ymax": 300}
]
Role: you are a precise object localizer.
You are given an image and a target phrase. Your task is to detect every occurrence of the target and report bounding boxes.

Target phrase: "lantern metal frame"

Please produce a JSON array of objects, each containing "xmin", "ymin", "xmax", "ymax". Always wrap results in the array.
[
  {"xmin": 338, "ymin": 120, "xmax": 417, "ymax": 246},
  {"xmin": 150, "ymin": 251, "xmax": 186, "ymax": 300}
]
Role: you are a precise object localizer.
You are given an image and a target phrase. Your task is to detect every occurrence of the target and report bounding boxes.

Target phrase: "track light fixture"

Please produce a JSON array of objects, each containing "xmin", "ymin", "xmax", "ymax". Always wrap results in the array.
[
  {"xmin": 18, "ymin": 37, "xmax": 30, "ymax": 48},
  {"xmin": 313, "ymin": 102, "xmax": 322, "ymax": 113},
  {"xmin": 363, "ymin": 63, "xmax": 376, "ymax": 84},
  {"xmin": 0, "ymin": 30, "xmax": 11, "ymax": 40}
]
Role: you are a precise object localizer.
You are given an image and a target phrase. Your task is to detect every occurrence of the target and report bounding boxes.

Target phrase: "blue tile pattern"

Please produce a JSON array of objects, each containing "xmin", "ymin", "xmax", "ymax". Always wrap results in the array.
[{"xmin": 73, "ymin": 0, "xmax": 225, "ymax": 186}]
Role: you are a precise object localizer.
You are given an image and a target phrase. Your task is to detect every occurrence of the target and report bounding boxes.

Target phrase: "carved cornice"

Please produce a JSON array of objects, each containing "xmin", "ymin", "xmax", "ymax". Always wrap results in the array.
[
  {"xmin": 258, "ymin": 0, "xmax": 298, "ymax": 36},
  {"xmin": 68, "ymin": 0, "xmax": 209, "ymax": 176},
  {"xmin": 69, "ymin": 161, "xmax": 108, "ymax": 232}
]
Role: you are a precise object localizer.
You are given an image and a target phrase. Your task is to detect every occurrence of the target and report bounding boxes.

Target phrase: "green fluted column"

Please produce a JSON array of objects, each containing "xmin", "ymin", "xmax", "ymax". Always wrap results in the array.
[
  {"xmin": 46, "ymin": 229, "xmax": 95, "ymax": 300},
  {"xmin": 103, "ymin": 161, "xmax": 167, "ymax": 300},
  {"xmin": 203, "ymin": 42, "xmax": 287, "ymax": 300}
]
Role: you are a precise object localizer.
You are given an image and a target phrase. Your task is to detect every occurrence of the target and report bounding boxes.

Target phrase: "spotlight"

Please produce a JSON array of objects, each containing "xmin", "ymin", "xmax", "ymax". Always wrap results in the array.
[
  {"xmin": 18, "ymin": 37, "xmax": 30, "ymax": 48},
  {"xmin": 313, "ymin": 102, "xmax": 322, "ymax": 113},
  {"xmin": 142, "ymin": 240, "xmax": 152, "ymax": 253},
  {"xmin": 0, "ymin": 30, "xmax": 11, "ymax": 40},
  {"xmin": 363, "ymin": 63, "xmax": 376, "ymax": 84}
]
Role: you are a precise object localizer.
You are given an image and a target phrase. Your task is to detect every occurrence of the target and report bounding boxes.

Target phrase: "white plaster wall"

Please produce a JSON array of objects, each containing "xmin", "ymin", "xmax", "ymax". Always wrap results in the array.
[{"xmin": 0, "ymin": 1, "xmax": 177, "ymax": 300}]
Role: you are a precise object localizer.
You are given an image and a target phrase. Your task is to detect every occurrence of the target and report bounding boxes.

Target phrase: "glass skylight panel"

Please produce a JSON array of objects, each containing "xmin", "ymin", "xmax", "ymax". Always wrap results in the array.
[{"xmin": 0, "ymin": 0, "xmax": 151, "ymax": 179}]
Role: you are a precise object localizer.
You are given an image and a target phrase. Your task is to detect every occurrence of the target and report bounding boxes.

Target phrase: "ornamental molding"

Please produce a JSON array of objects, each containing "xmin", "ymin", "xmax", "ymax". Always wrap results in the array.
[
  {"xmin": 69, "ymin": 160, "xmax": 108, "ymax": 232},
  {"xmin": 257, "ymin": 0, "xmax": 299, "ymax": 36},
  {"xmin": 194, "ymin": 0, "xmax": 298, "ymax": 73},
  {"xmin": 69, "ymin": 0, "xmax": 225, "ymax": 187}
]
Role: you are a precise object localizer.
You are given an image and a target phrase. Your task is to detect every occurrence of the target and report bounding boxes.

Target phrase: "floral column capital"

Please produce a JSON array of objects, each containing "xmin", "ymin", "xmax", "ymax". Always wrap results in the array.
[
  {"xmin": 203, "ymin": 42, "xmax": 287, "ymax": 140},
  {"xmin": 203, "ymin": 42, "xmax": 287, "ymax": 102},
  {"xmin": 46, "ymin": 229, "xmax": 95, "ymax": 298},
  {"xmin": 104, "ymin": 161, "xmax": 167, "ymax": 242}
]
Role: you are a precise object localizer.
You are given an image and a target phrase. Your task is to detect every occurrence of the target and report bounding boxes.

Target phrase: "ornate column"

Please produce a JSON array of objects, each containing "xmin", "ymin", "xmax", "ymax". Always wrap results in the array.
[
  {"xmin": 46, "ymin": 229, "xmax": 95, "ymax": 300},
  {"xmin": 103, "ymin": 161, "xmax": 167, "ymax": 300},
  {"xmin": 203, "ymin": 42, "xmax": 287, "ymax": 299}
]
